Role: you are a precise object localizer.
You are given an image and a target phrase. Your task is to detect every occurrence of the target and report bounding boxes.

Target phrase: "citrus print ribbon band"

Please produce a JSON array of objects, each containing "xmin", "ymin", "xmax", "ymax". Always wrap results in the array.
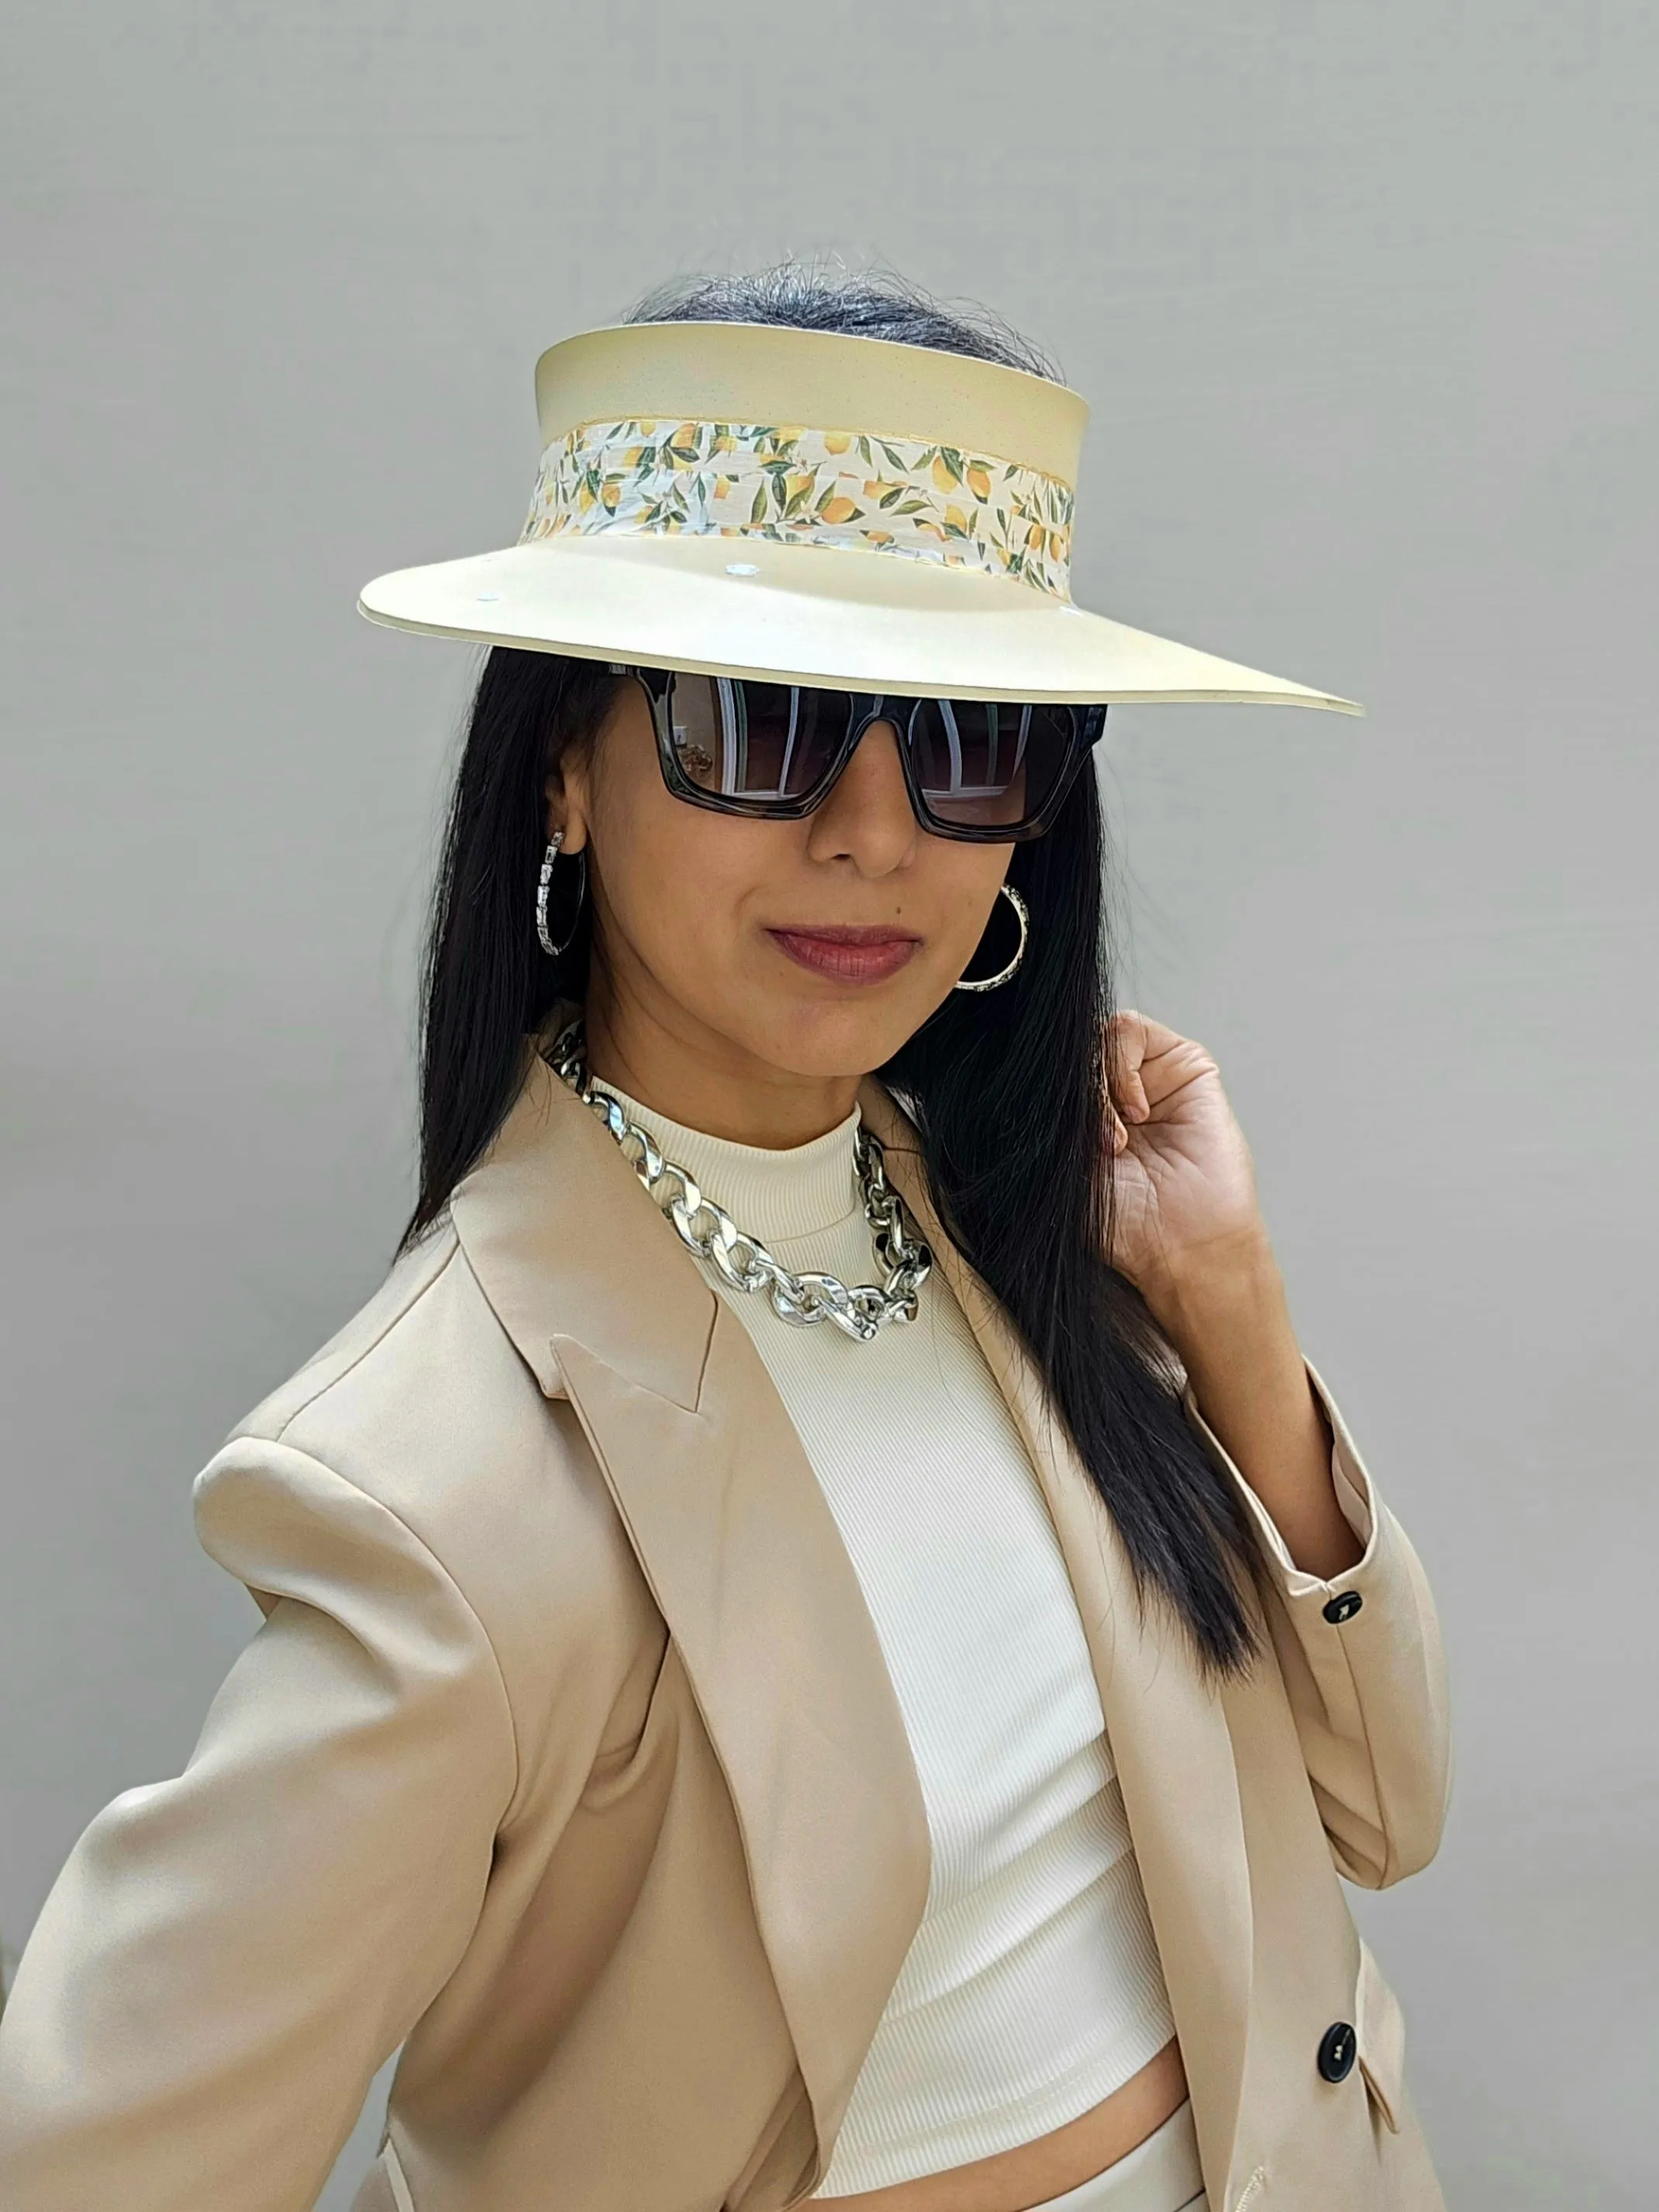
[{"xmin": 520, "ymin": 418, "xmax": 1077, "ymax": 599}]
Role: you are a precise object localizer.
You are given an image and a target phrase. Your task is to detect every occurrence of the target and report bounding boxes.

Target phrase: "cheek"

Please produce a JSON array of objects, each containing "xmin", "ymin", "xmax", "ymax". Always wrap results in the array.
[
  {"xmin": 930, "ymin": 851, "xmax": 1016, "ymax": 968},
  {"xmin": 590, "ymin": 792, "xmax": 757, "ymax": 978}
]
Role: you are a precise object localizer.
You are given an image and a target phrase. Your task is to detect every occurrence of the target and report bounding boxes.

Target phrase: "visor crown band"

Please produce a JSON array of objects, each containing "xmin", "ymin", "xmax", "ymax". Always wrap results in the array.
[{"xmin": 519, "ymin": 416, "xmax": 1075, "ymax": 599}]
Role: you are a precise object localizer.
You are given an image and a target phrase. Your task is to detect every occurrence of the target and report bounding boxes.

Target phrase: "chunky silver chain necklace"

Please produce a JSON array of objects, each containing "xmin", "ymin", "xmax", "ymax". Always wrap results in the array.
[{"xmin": 546, "ymin": 1019, "xmax": 932, "ymax": 1343}]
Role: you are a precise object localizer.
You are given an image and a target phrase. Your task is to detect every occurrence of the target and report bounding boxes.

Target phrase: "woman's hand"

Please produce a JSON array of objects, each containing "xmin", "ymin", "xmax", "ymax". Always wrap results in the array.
[
  {"xmin": 1102, "ymin": 1009, "xmax": 1268, "ymax": 1306},
  {"xmin": 1102, "ymin": 1009, "xmax": 1364, "ymax": 1578}
]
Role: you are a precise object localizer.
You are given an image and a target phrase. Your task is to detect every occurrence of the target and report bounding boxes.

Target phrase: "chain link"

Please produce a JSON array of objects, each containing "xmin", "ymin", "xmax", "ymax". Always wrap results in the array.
[{"xmin": 545, "ymin": 1020, "xmax": 932, "ymax": 1343}]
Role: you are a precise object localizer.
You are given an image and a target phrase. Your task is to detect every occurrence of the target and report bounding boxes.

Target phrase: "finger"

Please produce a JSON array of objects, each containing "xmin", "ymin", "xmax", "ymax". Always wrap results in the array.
[
  {"xmin": 1100, "ymin": 1061, "xmax": 1133, "ymax": 1151},
  {"xmin": 1112, "ymin": 1007, "xmax": 1187, "ymax": 1057},
  {"xmin": 1105, "ymin": 1011, "xmax": 1152, "ymax": 1122},
  {"xmin": 1113, "ymin": 1009, "xmax": 1215, "ymax": 1114}
]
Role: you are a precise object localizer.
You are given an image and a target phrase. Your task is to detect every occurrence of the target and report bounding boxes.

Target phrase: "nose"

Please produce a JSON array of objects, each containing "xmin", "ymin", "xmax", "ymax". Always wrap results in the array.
[{"xmin": 804, "ymin": 716, "xmax": 918, "ymax": 874}]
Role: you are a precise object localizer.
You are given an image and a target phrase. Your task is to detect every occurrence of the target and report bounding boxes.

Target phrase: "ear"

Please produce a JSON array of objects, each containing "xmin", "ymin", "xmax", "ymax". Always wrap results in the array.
[
  {"xmin": 543, "ymin": 669, "xmax": 629, "ymax": 850},
  {"xmin": 543, "ymin": 750, "xmax": 590, "ymax": 853}
]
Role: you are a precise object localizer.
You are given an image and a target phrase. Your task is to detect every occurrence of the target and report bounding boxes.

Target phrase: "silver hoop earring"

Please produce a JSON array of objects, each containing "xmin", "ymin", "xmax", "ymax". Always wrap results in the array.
[
  {"xmin": 953, "ymin": 883, "xmax": 1029, "ymax": 993},
  {"xmin": 536, "ymin": 830, "xmax": 588, "ymax": 958}
]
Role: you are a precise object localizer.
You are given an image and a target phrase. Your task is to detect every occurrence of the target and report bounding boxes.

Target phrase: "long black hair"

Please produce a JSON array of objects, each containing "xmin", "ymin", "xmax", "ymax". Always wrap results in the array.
[{"xmin": 401, "ymin": 263, "xmax": 1265, "ymax": 1676}]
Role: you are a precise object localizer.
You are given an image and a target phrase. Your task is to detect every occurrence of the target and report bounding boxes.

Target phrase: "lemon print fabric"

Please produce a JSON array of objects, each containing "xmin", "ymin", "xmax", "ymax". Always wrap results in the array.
[{"xmin": 521, "ymin": 417, "xmax": 1076, "ymax": 598}]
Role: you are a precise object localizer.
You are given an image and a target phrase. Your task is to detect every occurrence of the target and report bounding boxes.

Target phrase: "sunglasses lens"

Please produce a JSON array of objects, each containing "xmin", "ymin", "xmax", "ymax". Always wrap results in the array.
[
  {"xmin": 658, "ymin": 674, "xmax": 1086, "ymax": 833},
  {"xmin": 667, "ymin": 676, "xmax": 849, "ymax": 803},
  {"xmin": 905, "ymin": 699, "xmax": 1080, "ymax": 831}
]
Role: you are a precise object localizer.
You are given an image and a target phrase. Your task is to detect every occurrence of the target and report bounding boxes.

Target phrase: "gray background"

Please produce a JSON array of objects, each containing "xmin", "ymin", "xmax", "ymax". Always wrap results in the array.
[{"xmin": 3, "ymin": 4, "xmax": 1654, "ymax": 2207}]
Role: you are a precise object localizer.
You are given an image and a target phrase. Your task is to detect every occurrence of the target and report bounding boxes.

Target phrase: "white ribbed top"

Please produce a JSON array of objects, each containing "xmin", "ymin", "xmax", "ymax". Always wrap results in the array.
[{"xmin": 602, "ymin": 1080, "xmax": 1177, "ymax": 2194}]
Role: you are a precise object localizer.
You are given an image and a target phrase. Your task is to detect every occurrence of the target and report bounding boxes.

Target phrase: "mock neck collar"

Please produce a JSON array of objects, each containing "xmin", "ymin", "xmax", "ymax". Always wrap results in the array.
[{"xmin": 598, "ymin": 1078, "xmax": 863, "ymax": 1244}]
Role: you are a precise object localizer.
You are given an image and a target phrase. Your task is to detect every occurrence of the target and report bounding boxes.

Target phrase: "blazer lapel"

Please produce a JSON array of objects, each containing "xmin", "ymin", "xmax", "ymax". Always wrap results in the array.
[
  {"xmin": 859, "ymin": 1082, "xmax": 1256, "ymax": 2206},
  {"xmin": 450, "ymin": 1046, "xmax": 931, "ymax": 2174}
]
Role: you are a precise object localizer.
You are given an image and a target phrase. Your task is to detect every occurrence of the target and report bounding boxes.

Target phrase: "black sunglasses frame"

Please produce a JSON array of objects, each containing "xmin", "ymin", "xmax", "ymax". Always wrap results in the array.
[{"xmin": 612, "ymin": 664, "xmax": 1107, "ymax": 844}]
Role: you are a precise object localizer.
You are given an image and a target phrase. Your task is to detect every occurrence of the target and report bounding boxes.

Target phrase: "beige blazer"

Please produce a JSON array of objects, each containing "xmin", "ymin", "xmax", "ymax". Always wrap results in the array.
[{"xmin": 0, "ymin": 1044, "xmax": 1452, "ymax": 2212}]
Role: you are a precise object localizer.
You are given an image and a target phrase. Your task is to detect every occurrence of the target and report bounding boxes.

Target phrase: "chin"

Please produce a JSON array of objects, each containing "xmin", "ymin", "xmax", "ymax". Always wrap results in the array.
[{"xmin": 736, "ymin": 994, "xmax": 926, "ymax": 1083}]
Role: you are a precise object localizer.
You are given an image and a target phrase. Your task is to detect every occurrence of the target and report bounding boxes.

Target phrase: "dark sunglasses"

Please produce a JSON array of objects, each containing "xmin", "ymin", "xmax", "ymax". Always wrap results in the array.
[{"xmin": 609, "ymin": 664, "xmax": 1107, "ymax": 844}]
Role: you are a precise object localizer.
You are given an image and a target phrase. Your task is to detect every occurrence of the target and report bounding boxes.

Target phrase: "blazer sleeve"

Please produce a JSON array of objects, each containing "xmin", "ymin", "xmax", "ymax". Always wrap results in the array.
[
  {"xmin": 0, "ymin": 1436, "xmax": 519, "ymax": 2212},
  {"xmin": 1183, "ymin": 1361, "xmax": 1453, "ymax": 1889}
]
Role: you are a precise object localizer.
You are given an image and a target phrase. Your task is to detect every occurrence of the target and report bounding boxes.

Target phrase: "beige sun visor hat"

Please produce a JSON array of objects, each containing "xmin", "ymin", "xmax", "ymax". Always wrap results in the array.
[{"xmin": 358, "ymin": 318, "xmax": 1359, "ymax": 713}]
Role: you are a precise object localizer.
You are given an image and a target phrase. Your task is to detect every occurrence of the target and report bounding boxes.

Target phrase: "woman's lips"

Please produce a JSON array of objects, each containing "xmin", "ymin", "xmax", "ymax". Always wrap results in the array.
[{"xmin": 766, "ymin": 925, "xmax": 922, "ymax": 982}]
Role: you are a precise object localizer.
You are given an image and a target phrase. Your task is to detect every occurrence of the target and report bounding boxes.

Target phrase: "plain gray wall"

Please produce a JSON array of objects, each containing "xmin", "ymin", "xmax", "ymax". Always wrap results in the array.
[{"xmin": 4, "ymin": 4, "xmax": 1655, "ymax": 2207}]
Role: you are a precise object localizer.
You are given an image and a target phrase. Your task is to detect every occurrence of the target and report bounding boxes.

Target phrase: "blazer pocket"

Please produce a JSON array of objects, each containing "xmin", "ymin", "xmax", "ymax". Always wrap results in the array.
[{"xmin": 1354, "ymin": 1937, "xmax": 1405, "ymax": 2134}]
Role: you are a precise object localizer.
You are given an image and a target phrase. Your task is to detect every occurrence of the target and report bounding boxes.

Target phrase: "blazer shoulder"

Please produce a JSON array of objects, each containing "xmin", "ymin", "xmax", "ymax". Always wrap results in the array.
[
  {"xmin": 229, "ymin": 1218, "xmax": 480, "ymax": 1444},
  {"xmin": 205, "ymin": 1219, "xmax": 654, "ymax": 1729}
]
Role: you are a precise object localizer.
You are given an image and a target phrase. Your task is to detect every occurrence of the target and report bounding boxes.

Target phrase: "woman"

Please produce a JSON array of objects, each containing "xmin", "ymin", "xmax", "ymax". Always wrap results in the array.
[{"xmin": 0, "ymin": 271, "xmax": 1450, "ymax": 2212}]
